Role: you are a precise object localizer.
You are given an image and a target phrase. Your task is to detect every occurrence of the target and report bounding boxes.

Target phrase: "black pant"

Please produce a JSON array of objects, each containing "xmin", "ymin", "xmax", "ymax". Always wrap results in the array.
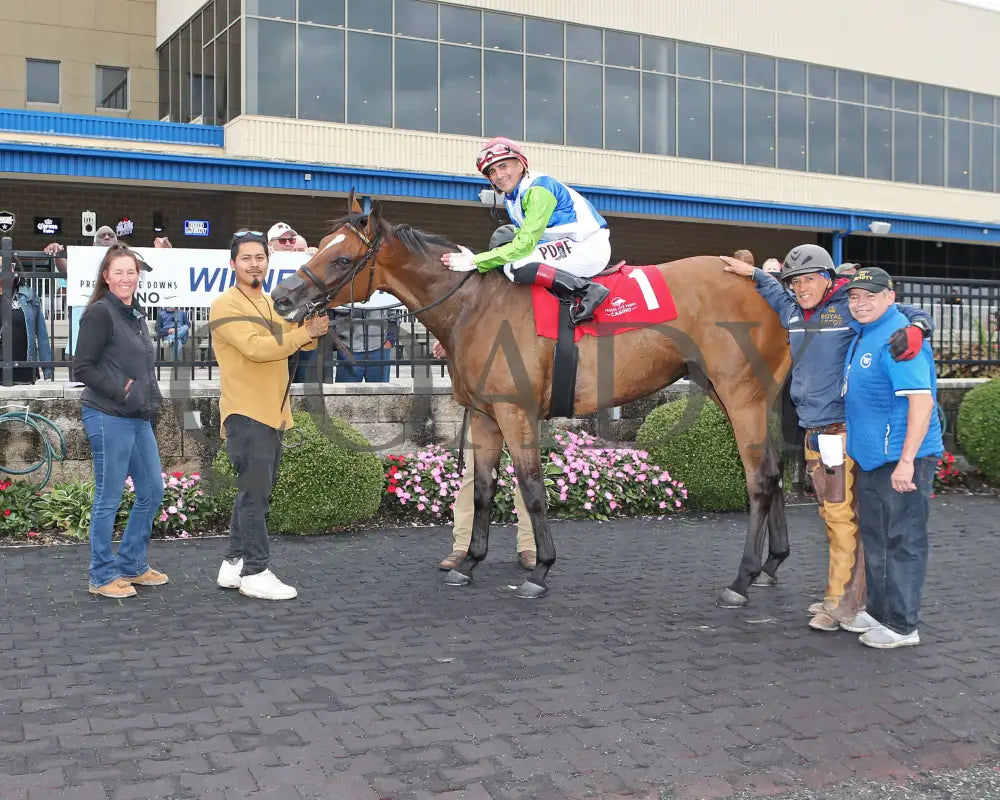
[{"xmin": 223, "ymin": 415, "xmax": 283, "ymax": 576}]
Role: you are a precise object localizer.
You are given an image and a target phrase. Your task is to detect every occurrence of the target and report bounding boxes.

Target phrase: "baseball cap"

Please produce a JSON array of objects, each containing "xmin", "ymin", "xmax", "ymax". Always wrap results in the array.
[
  {"xmin": 844, "ymin": 266, "xmax": 894, "ymax": 293},
  {"xmin": 267, "ymin": 222, "xmax": 297, "ymax": 241}
]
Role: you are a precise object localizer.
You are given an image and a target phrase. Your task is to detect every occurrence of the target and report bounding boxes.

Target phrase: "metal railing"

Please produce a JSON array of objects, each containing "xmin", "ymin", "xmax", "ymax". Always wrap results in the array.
[
  {"xmin": 0, "ymin": 237, "xmax": 449, "ymax": 386},
  {"xmin": 3, "ymin": 236, "xmax": 999, "ymax": 385},
  {"xmin": 895, "ymin": 276, "xmax": 1000, "ymax": 376}
]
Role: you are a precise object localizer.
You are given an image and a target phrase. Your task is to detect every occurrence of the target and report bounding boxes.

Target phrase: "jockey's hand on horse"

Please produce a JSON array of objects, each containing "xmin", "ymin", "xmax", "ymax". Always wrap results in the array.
[
  {"xmin": 441, "ymin": 246, "xmax": 477, "ymax": 272},
  {"xmin": 304, "ymin": 314, "xmax": 330, "ymax": 337},
  {"xmin": 719, "ymin": 255, "xmax": 756, "ymax": 278},
  {"xmin": 432, "ymin": 341, "xmax": 446, "ymax": 359}
]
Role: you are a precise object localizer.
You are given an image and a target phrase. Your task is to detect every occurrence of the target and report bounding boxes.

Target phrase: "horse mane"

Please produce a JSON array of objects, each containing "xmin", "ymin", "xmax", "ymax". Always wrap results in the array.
[{"xmin": 326, "ymin": 213, "xmax": 456, "ymax": 257}]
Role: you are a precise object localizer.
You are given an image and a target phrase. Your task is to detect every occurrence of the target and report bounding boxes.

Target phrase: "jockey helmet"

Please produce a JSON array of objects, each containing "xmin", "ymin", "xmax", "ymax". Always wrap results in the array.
[
  {"xmin": 489, "ymin": 224, "xmax": 518, "ymax": 250},
  {"xmin": 476, "ymin": 137, "xmax": 528, "ymax": 177},
  {"xmin": 780, "ymin": 244, "xmax": 836, "ymax": 283}
]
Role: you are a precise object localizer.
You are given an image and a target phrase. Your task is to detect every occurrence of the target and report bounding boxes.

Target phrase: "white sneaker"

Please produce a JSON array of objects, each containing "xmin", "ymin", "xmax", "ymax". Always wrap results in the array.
[
  {"xmin": 840, "ymin": 610, "xmax": 880, "ymax": 633},
  {"xmin": 217, "ymin": 558, "xmax": 243, "ymax": 589},
  {"xmin": 238, "ymin": 569, "xmax": 297, "ymax": 600},
  {"xmin": 859, "ymin": 625, "xmax": 920, "ymax": 649}
]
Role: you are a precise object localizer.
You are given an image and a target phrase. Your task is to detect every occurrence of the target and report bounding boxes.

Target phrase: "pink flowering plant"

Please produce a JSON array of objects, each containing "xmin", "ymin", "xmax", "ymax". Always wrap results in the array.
[
  {"xmin": 381, "ymin": 429, "xmax": 686, "ymax": 524},
  {"xmin": 115, "ymin": 471, "xmax": 223, "ymax": 538}
]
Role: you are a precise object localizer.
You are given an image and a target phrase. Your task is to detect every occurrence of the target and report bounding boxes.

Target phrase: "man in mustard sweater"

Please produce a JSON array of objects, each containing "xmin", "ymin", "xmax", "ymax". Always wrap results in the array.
[{"xmin": 209, "ymin": 231, "xmax": 329, "ymax": 600}]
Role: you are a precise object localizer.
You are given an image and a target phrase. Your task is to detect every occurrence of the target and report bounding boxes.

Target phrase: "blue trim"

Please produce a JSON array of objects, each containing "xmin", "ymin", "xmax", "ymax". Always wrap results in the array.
[
  {"xmin": 0, "ymin": 108, "xmax": 224, "ymax": 147},
  {"xmin": 0, "ymin": 140, "xmax": 998, "ymax": 245}
]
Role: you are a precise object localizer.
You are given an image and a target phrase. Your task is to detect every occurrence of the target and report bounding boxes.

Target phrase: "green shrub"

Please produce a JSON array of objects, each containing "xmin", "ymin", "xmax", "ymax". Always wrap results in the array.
[
  {"xmin": 636, "ymin": 396, "xmax": 748, "ymax": 511},
  {"xmin": 957, "ymin": 378, "xmax": 1000, "ymax": 485},
  {"xmin": 0, "ymin": 479, "xmax": 42, "ymax": 537},
  {"xmin": 35, "ymin": 481, "xmax": 95, "ymax": 540},
  {"xmin": 212, "ymin": 411, "xmax": 384, "ymax": 534}
]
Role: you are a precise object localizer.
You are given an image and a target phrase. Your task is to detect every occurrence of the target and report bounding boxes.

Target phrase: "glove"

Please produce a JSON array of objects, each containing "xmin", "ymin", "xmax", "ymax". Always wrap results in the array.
[
  {"xmin": 888, "ymin": 324, "xmax": 927, "ymax": 361},
  {"xmin": 446, "ymin": 245, "xmax": 477, "ymax": 272}
]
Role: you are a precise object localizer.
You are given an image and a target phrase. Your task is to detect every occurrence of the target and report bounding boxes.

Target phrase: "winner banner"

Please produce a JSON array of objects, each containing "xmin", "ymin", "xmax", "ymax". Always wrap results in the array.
[{"xmin": 66, "ymin": 247, "xmax": 312, "ymax": 309}]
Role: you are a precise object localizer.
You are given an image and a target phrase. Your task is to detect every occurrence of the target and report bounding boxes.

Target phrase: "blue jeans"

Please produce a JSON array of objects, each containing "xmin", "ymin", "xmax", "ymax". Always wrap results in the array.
[
  {"xmin": 334, "ymin": 346, "xmax": 391, "ymax": 383},
  {"xmin": 162, "ymin": 324, "xmax": 190, "ymax": 357},
  {"xmin": 856, "ymin": 456, "xmax": 936, "ymax": 635},
  {"xmin": 82, "ymin": 406, "xmax": 165, "ymax": 587}
]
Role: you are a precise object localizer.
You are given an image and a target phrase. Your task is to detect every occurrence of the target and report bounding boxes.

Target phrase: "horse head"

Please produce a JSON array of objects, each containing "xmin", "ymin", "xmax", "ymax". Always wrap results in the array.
[{"xmin": 272, "ymin": 193, "xmax": 387, "ymax": 322}]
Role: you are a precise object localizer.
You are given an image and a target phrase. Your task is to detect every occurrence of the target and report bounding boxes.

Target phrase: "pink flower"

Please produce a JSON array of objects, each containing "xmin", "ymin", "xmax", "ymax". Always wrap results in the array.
[
  {"xmin": 583, "ymin": 502, "xmax": 592, "ymax": 510},
  {"xmin": 167, "ymin": 506, "xmax": 177, "ymax": 514},
  {"xmin": 658, "ymin": 501, "xmax": 667, "ymax": 510},
  {"xmin": 159, "ymin": 512, "xmax": 168, "ymax": 522}
]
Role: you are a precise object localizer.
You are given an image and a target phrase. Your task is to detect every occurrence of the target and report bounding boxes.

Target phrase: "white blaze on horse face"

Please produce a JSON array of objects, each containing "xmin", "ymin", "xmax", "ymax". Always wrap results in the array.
[{"xmin": 320, "ymin": 233, "xmax": 346, "ymax": 254}]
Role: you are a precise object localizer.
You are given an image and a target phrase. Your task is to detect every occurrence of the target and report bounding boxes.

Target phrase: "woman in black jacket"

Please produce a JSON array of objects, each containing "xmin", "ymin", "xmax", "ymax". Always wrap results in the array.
[{"xmin": 73, "ymin": 245, "xmax": 167, "ymax": 599}]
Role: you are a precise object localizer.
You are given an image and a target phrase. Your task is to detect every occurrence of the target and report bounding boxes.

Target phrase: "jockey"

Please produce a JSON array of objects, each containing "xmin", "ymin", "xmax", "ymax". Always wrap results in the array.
[{"xmin": 441, "ymin": 137, "xmax": 612, "ymax": 324}]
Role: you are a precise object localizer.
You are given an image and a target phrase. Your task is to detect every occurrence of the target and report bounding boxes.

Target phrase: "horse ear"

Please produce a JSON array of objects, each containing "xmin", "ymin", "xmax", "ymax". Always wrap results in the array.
[
  {"xmin": 348, "ymin": 189, "xmax": 362, "ymax": 215},
  {"xmin": 367, "ymin": 199, "xmax": 383, "ymax": 234}
]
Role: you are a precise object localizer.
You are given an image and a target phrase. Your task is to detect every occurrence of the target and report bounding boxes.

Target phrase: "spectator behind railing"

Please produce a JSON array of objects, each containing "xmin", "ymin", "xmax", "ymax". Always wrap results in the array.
[
  {"xmin": 0, "ymin": 254, "xmax": 53, "ymax": 382},
  {"xmin": 328, "ymin": 291, "xmax": 400, "ymax": 383}
]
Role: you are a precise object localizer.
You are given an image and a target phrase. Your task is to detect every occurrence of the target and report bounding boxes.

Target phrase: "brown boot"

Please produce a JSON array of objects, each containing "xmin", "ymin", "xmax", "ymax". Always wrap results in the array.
[
  {"xmin": 126, "ymin": 568, "xmax": 169, "ymax": 586},
  {"xmin": 439, "ymin": 550, "xmax": 466, "ymax": 570},
  {"xmin": 88, "ymin": 579, "xmax": 137, "ymax": 599},
  {"xmin": 518, "ymin": 551, "xmax": 537, "ymax": 571}
]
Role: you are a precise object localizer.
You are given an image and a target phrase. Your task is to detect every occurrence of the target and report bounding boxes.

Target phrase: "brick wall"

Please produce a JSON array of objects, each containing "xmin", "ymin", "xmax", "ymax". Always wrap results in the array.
[{"xmin": 0, "ymin": 178, "xmax": 816, "ymax": 264}]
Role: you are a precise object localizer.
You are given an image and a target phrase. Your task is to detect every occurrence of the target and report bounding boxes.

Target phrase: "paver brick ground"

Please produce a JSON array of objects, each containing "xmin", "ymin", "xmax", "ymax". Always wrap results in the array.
[{"xmin": 1, "ymin": 495, "xmax": 998, "ymax": 799}]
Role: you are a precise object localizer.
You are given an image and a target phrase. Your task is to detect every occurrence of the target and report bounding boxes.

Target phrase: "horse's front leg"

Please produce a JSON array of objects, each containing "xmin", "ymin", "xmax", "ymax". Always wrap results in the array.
[
  {"xmin": 444, "ymin": 412, "xmax": 503, "ymax": 587},
  {"xmin": 495, "ymin": 406, "xmax": 551, "ymax": 599}
]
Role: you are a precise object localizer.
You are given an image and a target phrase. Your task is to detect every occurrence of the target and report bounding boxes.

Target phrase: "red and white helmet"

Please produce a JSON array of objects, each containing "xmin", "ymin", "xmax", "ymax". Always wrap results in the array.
[{"xmin": 475, "ymin": 136, "xmax": 528, "ymax": 176}]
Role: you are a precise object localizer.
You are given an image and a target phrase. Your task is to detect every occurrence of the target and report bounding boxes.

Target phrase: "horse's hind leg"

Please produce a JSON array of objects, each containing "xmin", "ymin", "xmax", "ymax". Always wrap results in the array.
[
  {"xmin": 494, "ymin": 405, "xmax": 551, "ymax": 599},
  {"xmin": 714, "ymin": 397, "xmax": 782, "ymax": 609},
  {"xmin": 753, "ymin": 436, "xmax": 790, "ymax": 587},
  {"xmin": 444, "ymin": 412, "xmax": 503, "ymax": 587}
]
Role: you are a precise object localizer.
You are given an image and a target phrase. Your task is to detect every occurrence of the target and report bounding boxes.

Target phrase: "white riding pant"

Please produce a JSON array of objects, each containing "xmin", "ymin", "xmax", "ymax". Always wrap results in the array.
[{"xmin": 502, "ymin": 228, "xmax": 611, "ymax": 281}]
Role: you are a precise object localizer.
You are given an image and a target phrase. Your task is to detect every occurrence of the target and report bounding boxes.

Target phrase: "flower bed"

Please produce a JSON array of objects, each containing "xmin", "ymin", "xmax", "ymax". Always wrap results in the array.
[{"xmin": 382, "ymin": 429, "xmax": 688, "ymax": 524}]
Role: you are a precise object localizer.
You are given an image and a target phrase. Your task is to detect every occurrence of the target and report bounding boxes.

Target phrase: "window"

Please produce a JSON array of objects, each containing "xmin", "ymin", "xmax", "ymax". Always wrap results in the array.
[
  {"xmin": 440, "ymin": 45, "xmax": 481, "ymax": 135},
  {"xmin": 441, "ymin": 6, "xmax": 480, "ymax": 46},
  {"xmin": 396, "ymin": 0, "xmax": 436, "ymax": 39},
  {"xmin": 605, "ymin": 31, "xmax": 639, "ymax": 68},
  {"xmin": 642, "ymin": 37, "xmax": 674, "ymax": 74},
  {"xmin": 866, "ymin": 107, "xmax": 891, "ymax": 180},
  {"xmin": 893, "ymin": 111, "xmax": 919, "ymax": 183},
  {"xmin": 246, "ymin": 18, "xmax": 295, "ymax": 117},
  {"xmin": 641, "ymin": 73, "xmax": 675, "ymax": 155},
  {"xmin": 525, "ymin": 19, "xmax": 562, "ymax": 58},
  {"xmin": 837, "ymin": 102, "xmax": 864, "ymax": 177},
  {"xmin": 247, "ymin": 0, "xmax": 294, "ymax": 17},
  {"xmin": 777, "ymin": 60, "xmax": 805, "ymax": 94},
  {"xmin": 484, "ymin": 12, "xmax": 522, "ymax": 51},
  {"xmin": 677, "ymin": 43, "xmax": 709, "ymax": 79},
  {"xmin": 777, "ymin": 94, "xmax": 806, "ymax": 170},
  {"xmin": 605, "ymin": 67, "xmax": 639, "ymax": 152},
  {"xmin": 971, "ymin": 124, "xmax": 994, "ymax": 192},
  {"xmin": 96, "ymin": 66, "xmax": 128, "ymax": 110},
  {"xmin": 483, "ymin": 51, "xmax": 523, "ymax": 140},
  {"xmin": 348, "ymin": 0, "xmax": 390, "ymax": 32},
  {"xmin": 808, "ymin": 98, "xmax": 836, "ymax": 174},
  {"xmin": 947, "ymin": 120, "xmax": 970, "ymax": 189},
  {"xmin": 745, "ymin": 55, "xmax": 774, "ymax": 90},
  {"xmin": 920, "ymin": 116, "xmax": 945, "ymax": 185},
  {"xmin": 394, "ymin": 38, "xmax": 437, "ymax": 131},
  {"xmin": 565, "ymin": 62, "xmax": 603, "ymax": 148},
  {"xmin": 677, "ymin": 78, "xmax": 710, "ymax": 159},
  {"xmin": 745, "ymin": 89, "xmax": 775, "ymax": 166},
  {"xmin": 712, "ymin": 83, "xmax": 743, "ymax": 163},
  {"xmin": 299, "ymin": 0, "xmax": 344, "ymax": 26},
  {"xmin": 347, "ymin": 31, "xmax": 391, "ymax": 126},
  {"xmin": 300, "ymin": 25, "xmax": 345, "ymax": 123},
  {"xmin": 525, "ymin": 57, "xmax": 563, "ymax": 143},
  {"xmin": 566, "ymin": 25, "xmax": 602, "ymax": 63},
  {"xmin": 26, "ymin": 59, "xmax": 59, "ymax": 104},
  {"xmin": 712, "ymin": 49, "xmax": 742, "ymax": 84}
]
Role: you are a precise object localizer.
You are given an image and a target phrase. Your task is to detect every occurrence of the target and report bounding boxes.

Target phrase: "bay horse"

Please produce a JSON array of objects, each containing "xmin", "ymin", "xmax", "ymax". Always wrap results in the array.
[{"xmin": 271, "ymin": 197, "xmax": 792, "ymax": 606}]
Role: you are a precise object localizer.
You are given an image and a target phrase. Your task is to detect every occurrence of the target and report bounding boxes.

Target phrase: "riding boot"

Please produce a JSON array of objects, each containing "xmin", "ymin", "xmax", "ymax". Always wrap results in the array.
[{"xmin": 512, "ymin": 263, "xmax": 610, "ymax": 324}]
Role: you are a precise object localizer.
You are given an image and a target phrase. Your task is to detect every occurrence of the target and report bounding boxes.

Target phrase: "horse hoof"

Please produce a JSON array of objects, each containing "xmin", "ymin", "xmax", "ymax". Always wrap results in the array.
[
  {"xmin": 444, "ymin": 569, "xmax": 471, "ymax": 587},
  {"xmin": 514, "ymin": 581, "xmax": 547, "ymax": 600},
  {"xmin": 752, "ymin": 572, "xmax": 777, "ymax": 587},
  {"xmin": 716, "ymin": 588, "xmax": 749, "ymax": 608}
]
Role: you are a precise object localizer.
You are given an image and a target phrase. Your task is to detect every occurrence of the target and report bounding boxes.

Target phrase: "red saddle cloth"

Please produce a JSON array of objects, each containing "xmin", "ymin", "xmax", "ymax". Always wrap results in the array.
[{"xmin": 532, "ymin": 263, "xmax": 678, "ymax": 342}]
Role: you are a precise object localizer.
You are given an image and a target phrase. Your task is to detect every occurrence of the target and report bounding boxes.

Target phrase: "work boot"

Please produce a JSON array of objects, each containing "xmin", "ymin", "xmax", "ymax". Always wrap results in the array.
[{"xmin": 512, "ymin": 263, "xmax": 609, "ymax": 324}]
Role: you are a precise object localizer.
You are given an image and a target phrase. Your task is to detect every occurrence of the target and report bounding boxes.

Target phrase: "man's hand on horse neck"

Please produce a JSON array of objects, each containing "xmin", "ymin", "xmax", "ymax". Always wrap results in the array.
[{"xmin": 441, "ymin": 246, "xmax": 477, "ymax": 272}]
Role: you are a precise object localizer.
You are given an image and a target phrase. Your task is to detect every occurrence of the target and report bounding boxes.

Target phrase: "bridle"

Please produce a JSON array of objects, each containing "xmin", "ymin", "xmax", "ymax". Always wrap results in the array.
[
  {"xmin": 299, "ymin": 219, "xmax": 475, "ymax": 317},
  {"xmin": 300, "ymin": 221, "xmax": 382, "ymax": 317}
]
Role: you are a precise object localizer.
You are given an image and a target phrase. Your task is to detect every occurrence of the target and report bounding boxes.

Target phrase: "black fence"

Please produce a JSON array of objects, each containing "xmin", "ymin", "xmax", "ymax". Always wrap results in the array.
[
  {"xmin": 0, "ymin": 238, "xmax": 447, "ymax": 387},
  {"xmin": 2, "ymin": 235, "xmax": 998, "ymax": 386}
]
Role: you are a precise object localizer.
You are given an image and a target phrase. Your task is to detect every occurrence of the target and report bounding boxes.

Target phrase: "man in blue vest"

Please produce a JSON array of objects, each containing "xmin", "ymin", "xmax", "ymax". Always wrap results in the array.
[{"xmin": 843, "ymin": 267, "xmax": 943, "ymax": 649}]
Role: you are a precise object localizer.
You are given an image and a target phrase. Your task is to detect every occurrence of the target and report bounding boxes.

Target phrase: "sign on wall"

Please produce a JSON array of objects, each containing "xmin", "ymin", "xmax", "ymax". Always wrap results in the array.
[
  {"xmin": 0, "ymin": 211, "xmax": 14, "ymax": 233},
  {"xmin": 184, "ymin": 220, "xmax": 210, "ymax": 237},
  {"xmin": 34, "ymin": 217, "xmax": 62, "ymax": 235}
]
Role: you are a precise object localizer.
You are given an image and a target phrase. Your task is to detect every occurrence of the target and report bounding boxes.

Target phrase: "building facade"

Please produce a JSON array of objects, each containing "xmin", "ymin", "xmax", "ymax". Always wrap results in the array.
[{"xmin": 0, "ymin": 0, "xmax": 998, "ymax": 277}]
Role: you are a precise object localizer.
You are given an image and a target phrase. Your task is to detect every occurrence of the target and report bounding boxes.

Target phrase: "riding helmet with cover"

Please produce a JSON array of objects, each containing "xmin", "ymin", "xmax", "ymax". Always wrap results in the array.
[
  {"xmin": 780, "ymin": 244, "xmax": 836, "ymax": 283},
  {"xmin": 476, "ymin": 137, "xmax": 529, "ymax": 176},
  {"xmin": 489, "ymin": 224, "xmax": 518, "ymax": 250}
]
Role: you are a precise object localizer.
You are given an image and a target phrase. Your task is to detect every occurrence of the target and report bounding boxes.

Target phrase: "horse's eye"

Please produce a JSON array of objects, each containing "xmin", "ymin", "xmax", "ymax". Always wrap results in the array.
[{"xmin": 333, "ymin": 256, "xmax": 352, "ymax": 267}]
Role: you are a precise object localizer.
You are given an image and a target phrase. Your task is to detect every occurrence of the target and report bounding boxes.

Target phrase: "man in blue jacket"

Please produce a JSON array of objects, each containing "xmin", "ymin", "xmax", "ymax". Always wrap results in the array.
[
  {"xmin": 721, "ymin": 245, "xmax": 932, "ymax": 633},
  {"xmin": 156, "ymin": 307, "xmax": 190, "ymax": 359},
  {"xmin": 843, "ymin": 267, "xmax": 942, "ymax": 649}
]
